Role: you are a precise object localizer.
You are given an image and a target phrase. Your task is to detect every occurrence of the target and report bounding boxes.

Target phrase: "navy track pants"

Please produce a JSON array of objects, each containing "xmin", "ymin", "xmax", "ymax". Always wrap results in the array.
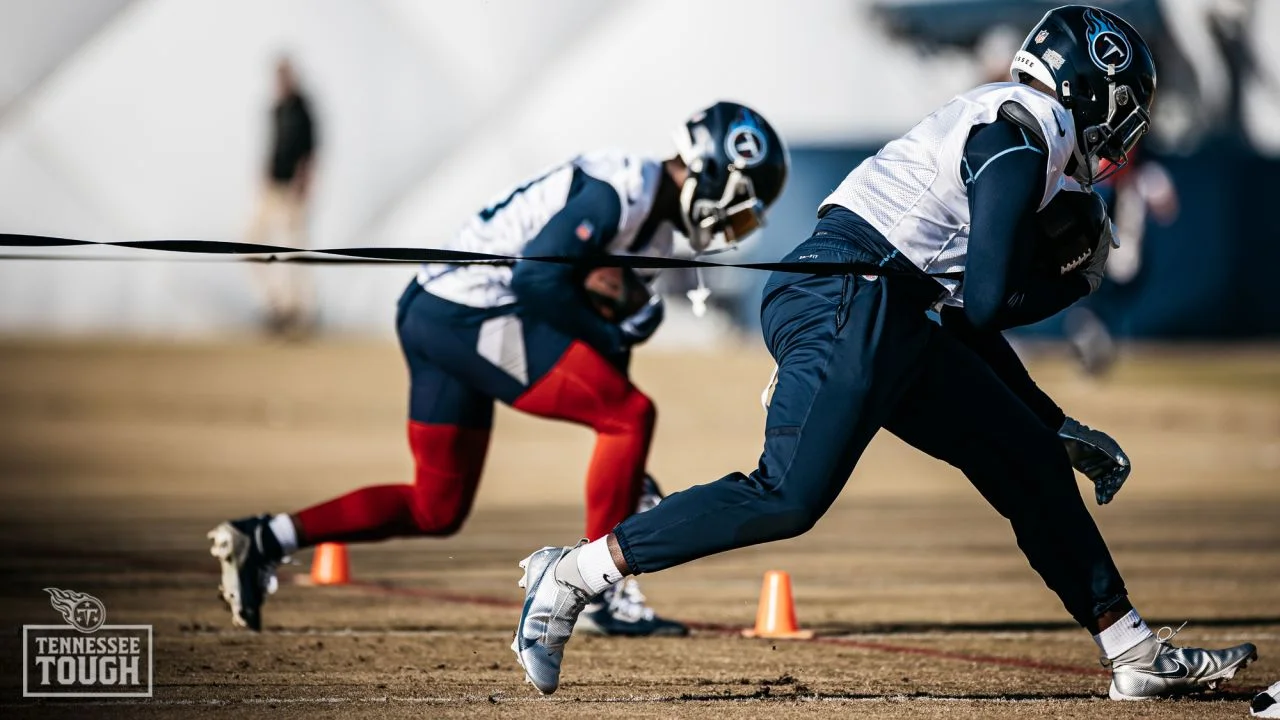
[{"xmin": 612, "ymin": 235, "xmax": 1128, "ymax": 626}]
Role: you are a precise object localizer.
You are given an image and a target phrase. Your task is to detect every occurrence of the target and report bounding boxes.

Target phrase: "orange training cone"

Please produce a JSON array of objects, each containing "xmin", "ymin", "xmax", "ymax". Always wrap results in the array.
[
  {"xmin": 310, "ymin": 543, "xmax": 350, "ymax": 585},
  {"xmin": 742, "ymin": 570, "xmax": 813, "ymax": 639}
]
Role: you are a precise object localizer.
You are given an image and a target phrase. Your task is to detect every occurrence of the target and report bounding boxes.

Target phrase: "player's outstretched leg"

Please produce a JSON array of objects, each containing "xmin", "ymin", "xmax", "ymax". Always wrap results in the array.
[
  {"xmin": 513, "ymin": 241, "xmax": 940, "ymax": 693},
  {"xmin": 207, "ymin": 418, "xmax": 489, "ymax": 630},
  {"xmin": 207, "ymin": 514, "xmax": 289, "ymax": 631},
  {"xmin": 207, "ymin": 287, "xmax": 497, "ymax": 631},
  {"xmin": 1108, "ymin": 625, "xmax": 1256, "ymax": 701}
]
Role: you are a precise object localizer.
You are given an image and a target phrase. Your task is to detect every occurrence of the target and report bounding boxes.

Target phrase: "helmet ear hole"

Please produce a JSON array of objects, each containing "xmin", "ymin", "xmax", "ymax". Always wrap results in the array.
[{"xmin": 1075, "ymin": 77, "xmax": 1094, "ymax": 102}]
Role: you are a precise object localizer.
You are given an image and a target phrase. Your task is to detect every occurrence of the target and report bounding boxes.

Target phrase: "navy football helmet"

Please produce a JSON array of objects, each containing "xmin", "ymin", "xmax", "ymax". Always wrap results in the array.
[
  {"xmin": 1011, "ymin": 5, "xmax": 1157, "ymax": 185},
  {"xmin": 672, "ymin": 101, "xmax": 789, "ymax": 252}
]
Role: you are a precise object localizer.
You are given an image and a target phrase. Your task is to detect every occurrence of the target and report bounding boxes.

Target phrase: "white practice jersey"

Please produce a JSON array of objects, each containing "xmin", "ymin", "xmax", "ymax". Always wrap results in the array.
[
  {"xmin": 417, "ymin": 151, "xmax": 674, "ymax": 309},
  {"xmin": 821, "ymin": 82, "xmax": 1078, "ymax": 305}
]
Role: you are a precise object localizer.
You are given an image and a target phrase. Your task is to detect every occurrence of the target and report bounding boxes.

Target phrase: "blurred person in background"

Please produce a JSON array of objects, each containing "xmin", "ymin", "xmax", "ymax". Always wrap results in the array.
[
  {"xmin": 246, "ymin": 56, "xmax": 317, "ymax": 339},
  {"xmin": 1159, "ymin": 0, "xmax": 1280, "ymax": 150},
  {"xmin": 1063, "ymin": 149, "xmax": 1179, "ymax": 376},
  {"xmin": 513, "ymin": 6, "xmax": 1258, "ymax": 699},
  {"xmin": 208, "ymin": 102, "xmax": 789, "ymax": 637}
]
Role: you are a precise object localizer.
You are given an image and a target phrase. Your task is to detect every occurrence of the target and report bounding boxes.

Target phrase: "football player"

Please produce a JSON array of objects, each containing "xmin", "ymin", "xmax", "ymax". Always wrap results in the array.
[
  {"xmin": 512, "ymin": 6, "xmax": 1259, "ymax": 699},
  {"xmin": 209, "ymin": 102, "xmax": 789, "ymax": 635}
]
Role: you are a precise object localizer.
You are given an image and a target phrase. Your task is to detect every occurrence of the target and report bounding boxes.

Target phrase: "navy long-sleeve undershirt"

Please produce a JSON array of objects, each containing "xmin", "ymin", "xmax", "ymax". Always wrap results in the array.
[
  {"xmin": 962, "ymin": 119, "xmax": 1090, "ymax": 331},
  {"xmin": 509, "ymin": 170, "xmax": 627, "ymax": 355}
]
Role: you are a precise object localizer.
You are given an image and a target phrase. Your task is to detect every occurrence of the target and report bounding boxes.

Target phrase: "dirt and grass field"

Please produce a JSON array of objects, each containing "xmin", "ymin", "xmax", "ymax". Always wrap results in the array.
[{"xmin": 0, "ymin": 339, "xmax": 1276, "ymax": 719}]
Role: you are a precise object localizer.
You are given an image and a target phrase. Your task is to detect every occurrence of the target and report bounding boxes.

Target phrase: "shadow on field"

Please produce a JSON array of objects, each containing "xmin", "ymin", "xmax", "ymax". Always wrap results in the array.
[
  {"xmin": 667, "ymin": 689, "xmax": 1262, "ymax": 703},
  {"xmin": 813, "ymin": 618, "xmax": 1280, "ymax": 635}
]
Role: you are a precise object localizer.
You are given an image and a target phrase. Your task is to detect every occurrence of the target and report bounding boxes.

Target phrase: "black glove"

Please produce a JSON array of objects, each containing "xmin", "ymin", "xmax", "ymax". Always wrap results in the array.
[
  {"xmin": 619, "ymin": 295, "xmax": 664, "ymax": 347},
  {"xmin": 1036, "ymin": 189, "xmax": 1112, "ymax": 289},
  {"xmin": 1058, "ymin": 416, "xmax": 1131, "ymax": 504},
  {"xmin": 1078, "ymin": 217, "xmax": 1115, "ymax": 294}
]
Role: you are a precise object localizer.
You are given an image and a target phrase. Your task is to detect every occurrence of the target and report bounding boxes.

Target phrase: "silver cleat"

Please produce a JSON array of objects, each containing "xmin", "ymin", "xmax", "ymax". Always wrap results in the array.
[
  {"xmin": 511, "ymin": 545, "xmax": 593, "ymax": 695},
  {"xmin": 1108, "ymin": 623, "xmax": 1257, "ymax": 700}
]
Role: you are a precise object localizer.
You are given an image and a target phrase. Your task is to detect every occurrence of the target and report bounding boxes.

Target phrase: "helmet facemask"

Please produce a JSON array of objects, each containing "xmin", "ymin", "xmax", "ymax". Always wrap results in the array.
[
  {"xmin": 1073, "ymin": 77, "xmax": 1151, "ymax": 185},
  {"xmin": 678, "ymin": 168, "xmax": 765, "ymax": 254}
]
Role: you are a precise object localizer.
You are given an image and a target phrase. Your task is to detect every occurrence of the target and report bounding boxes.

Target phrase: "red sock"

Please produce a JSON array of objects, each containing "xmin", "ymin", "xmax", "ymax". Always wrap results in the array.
[
  {"xmin": 513, "ymin": 342, "xmax": 654, "ymax": 540},
  {"xmin": 294, "ymin": 422, "xmax": 489, "ymax": 545}
]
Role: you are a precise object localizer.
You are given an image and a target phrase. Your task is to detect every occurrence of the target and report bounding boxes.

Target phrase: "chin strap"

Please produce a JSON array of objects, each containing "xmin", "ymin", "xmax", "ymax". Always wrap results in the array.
[
  {"xmin": 687, "ymin": 266, "xmax": 711, "ymax": 318},
  {"xmin": 684, "ymin": 243, "xmax": 741, "ymax": 318}
]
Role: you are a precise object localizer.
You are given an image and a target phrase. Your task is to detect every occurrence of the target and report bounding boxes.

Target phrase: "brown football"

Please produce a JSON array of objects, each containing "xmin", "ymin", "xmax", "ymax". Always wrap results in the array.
[{"xmin": 583, "ymin": 266, "xmax": 651, "ymax": 321}]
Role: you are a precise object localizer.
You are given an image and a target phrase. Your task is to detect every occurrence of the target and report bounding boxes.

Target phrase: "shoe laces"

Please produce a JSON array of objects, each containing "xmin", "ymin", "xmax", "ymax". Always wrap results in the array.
[
  {"xmin": 1099, "ymin": 620, "xmax": 1189, "ymax": 669},
  {"xmin": 1155, "ymin": 620, "xmax": 1188, "ymax": 645},
  {"xmin": 606, "ymin": 578, "xmax": 656, "ymax": 622}
]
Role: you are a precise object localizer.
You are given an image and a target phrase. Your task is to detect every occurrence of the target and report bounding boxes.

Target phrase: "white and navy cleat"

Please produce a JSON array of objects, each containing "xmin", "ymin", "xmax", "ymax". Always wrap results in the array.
[
  {"xmin": 207, "ymin": 515, "xmax": 282, "ymax": 631},
  {"xmin": 1108, "ymin": 624, "xmax": 1257, "ymax": 700},
  {"xmin": 1253, "ymin": 681, "xmax": 1280, "ymax": 718},
  {"xmin": 511, "ymin": 545, "xmax": 593, "ymax": 695},
  {"xmin": 575, "ymin": 578, "xmax": 688, "ymax": 637}
]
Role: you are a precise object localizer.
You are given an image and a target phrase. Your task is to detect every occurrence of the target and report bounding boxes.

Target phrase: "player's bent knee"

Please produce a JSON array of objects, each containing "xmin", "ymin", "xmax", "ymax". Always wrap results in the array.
[
  {"xmin": 406, "ymin": 461, "xmax": 479, "ymax": 536},
  {"xmin": 406, "ymin": 490, "xmax": 472, "ymax": 537},
  {"xmin": 421, "ymin": 512, "xmax": 468, "ymax": 537},
  {"xmin": 739, "ymin": 503, "xmax": 822, "ymax": 543},
  {"xmin": 601, "ymin": 388, "xmax": 656, "ymax": 436},
  {"xmin": 627, "ymin": 390, "xmax": 656, "ymax": 430}
]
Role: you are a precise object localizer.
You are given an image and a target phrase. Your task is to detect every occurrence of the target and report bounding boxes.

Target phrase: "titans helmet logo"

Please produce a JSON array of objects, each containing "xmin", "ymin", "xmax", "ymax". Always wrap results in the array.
[
  {"xmin": 726, "ymin": 125, "xmax": 767, "ymax": 168},
  {"xmin": 1084, "ymin": 8, "xmax": 1132, "ymax": 72},
  {"xmin": 45, "ymin": 587, "xmax": 107, "ymax": 633}
]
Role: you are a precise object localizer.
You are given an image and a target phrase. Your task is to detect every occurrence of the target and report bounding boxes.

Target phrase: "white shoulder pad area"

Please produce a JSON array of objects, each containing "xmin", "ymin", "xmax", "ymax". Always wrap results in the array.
[
  {"xmin": 967, "ymin": 83, "xmax": 1077, "ymax": 209},
  {"xmin": 575, "ymin": 150, "xmax": 663, "ymax": 233}
]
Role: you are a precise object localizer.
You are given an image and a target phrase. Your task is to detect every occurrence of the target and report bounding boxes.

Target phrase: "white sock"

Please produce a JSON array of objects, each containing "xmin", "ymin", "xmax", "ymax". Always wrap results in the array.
[
  {"xmin": 1093, "ymin": 609, "xmax": 1153, "ymax": 659},
  {"xmin": 575, "ymin": 538, "xmax": 624, "ymax": 595},
  {"xmin": 268, "ymin": 514, "xmax": 299, "ymax": 556}
]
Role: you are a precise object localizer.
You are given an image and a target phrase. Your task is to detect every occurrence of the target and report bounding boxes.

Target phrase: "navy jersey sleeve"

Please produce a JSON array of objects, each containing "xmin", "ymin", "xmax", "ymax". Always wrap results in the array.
[
  {"xmin": 939, "ymin": 305, "xmax": 1066, "ymax": 429},
  {"xmin": 963, "ymin": 119, "xmax": 1090, "ymax": 331},
  {"xmin": 510, "ymin": 170, "xmax": 626, "ymax": 355}
]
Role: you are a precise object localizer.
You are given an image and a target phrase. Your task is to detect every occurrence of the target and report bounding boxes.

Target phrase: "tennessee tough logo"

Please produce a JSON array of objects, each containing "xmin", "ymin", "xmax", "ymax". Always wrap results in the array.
[{"xmin": 44, "ymin": 587, "xmax": 107, "ymax": 633}]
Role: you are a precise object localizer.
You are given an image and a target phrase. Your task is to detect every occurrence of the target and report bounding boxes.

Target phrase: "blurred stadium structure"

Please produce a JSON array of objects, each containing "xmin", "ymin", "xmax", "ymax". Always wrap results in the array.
[{"xmin": 0, "ymin": 0, "xmax": 1277, "ymax": 339}]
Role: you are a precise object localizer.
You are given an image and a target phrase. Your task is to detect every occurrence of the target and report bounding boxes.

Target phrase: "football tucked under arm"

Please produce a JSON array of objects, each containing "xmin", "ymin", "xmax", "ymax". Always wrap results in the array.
[
  {"xmin": 582, "ymin": 265, "xmax": 653, "ymax": 322},
  {"xmin": 962, "ymin": 118, "xmax": 1091, "ymax": 331},
  {"xmin": 1032, "ymin": 189, "xmax": 1109, "ymax": 277}
]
